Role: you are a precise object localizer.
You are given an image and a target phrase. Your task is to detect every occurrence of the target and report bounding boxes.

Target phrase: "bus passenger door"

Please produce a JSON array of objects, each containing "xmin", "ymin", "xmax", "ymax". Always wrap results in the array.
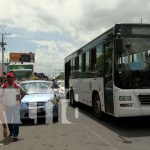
[{"xmin": 104, "ymin": 42, "xmax": 114, "ymax": 115}]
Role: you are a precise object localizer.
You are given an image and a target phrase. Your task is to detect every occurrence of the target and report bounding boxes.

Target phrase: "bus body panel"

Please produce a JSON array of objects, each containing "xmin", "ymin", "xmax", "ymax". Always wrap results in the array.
[
  {"xmin": 114, "ymin": 87, "xmax": 142, "ymax": 117},
  {"xmin": 70, "ymin": 78, "xmax": 92, "ymax": 105},
  {"xmin": 114, "ymin": 88, "xmax": 150, "ymax": 117},
  {"xmin": 70, "ymin": 77, "xmax": 105, "ymax": 112},
  {"xmin": 134, "ymin": 89, "xmax": 150, "ymax": 116}
]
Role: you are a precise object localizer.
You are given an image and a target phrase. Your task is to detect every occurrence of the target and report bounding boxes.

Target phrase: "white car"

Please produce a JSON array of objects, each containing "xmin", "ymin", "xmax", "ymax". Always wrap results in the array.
[
  {"xmin": 51, "ymin": 80, "xmax": 65, "ymax": 99},
  {"xmin": 57, "ymin": 81, "xmax": 65, "ymax": 98},
  {"xmin": 20, "ymin": 80, "xmax": 59, "ymax": 123}
]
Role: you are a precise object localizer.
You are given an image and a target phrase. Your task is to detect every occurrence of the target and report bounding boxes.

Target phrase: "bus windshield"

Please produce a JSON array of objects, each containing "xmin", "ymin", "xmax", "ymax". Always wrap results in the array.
[
  {"xmin": 115, "ymin": 37, "xmax": 150, "ymax": 89},
  {"xmin": 13, "ymin": 69, "xmax": 32, "ymax": 81}
]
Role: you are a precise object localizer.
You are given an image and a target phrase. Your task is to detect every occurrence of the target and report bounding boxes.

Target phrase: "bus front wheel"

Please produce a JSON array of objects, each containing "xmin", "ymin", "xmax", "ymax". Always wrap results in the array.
[{"xmin": 93, "ymin": 94, "xmax": 104, "ymax": 119}]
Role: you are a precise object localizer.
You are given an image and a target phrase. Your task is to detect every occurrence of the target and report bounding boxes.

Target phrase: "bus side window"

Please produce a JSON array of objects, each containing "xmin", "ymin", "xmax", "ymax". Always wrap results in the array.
[
  {"xmin": 96, "ymin": 44, "xmax": 104, "ymax": 76},
  {"xmin": 90, "ymin": 48, "xmax": 96, "ymax": 71},
  {"xmin": 82, "ymin": 53, "xmax": 86, "ymax": 72}
]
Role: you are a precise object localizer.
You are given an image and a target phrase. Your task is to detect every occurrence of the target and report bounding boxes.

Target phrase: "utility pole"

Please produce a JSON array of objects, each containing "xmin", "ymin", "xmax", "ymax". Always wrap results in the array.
[
  {"xmin": 59, "ymin": 69, "xmax": 60, "ymax": 76},
  {"xmin": 0, "ymin": 33, "xmax": 10, "ymax": 74},
  {"xmin": 141, "ymin": 17, "xmax": 143, "ymax": 23}
]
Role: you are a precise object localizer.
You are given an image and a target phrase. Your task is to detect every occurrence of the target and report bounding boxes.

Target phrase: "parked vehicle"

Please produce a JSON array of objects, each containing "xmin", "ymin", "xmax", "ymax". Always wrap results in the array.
[
  {"xmin": 57, "ymin": 80, "xmax": 65, "ymax": 98},
  {"xmin": 19, "ymin": 80, "xmax": 59, "ymax": 123},
  {"xmin": 51, "ymin": 80, "xmax": 65, "ymax": 99}
]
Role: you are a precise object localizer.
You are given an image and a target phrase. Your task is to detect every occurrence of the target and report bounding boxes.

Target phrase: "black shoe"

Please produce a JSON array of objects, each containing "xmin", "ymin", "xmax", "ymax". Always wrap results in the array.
[{"xmin": 13, "ymin": 137, "xmax": 18, "ymax": 142}]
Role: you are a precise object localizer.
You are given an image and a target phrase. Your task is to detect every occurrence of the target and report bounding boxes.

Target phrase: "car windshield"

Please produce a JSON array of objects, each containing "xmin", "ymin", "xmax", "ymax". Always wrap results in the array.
[{"xmin": 20, "ymin": 82, "xmax": 52, "ymax": 94}]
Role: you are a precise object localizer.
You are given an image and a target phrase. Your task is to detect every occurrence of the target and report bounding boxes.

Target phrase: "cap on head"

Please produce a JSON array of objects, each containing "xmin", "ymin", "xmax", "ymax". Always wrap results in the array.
[{"xmin": 7, "ymin": 72, "xmax": 14, "ymax": 78}]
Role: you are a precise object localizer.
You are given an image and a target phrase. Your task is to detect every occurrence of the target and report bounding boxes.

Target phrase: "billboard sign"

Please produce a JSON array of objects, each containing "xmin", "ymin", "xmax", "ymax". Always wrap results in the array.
[
  {"xmin": 8, "ymin": 64, "xmax": 34, "ymax": 72},
  {"xmin": 9, "ymin": 52, "xmax": 35, "ymax": 62}
]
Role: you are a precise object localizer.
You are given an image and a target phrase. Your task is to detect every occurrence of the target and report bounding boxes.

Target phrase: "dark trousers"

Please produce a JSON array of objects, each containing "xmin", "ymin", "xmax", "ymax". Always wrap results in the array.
[
  {"xmin": 8, "ymin": 124, "xmax": 19, "ymax": 137},
  {"xmin": 5, "ymin": 106, "xmax": 20, "ymax": 137}
]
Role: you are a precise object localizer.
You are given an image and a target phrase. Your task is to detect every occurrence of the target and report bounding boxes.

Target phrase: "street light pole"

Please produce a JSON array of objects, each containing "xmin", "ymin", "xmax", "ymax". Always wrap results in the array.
[
  {"xmin": 0, "ymin": 33, "xmax": 10, "ymax": 75},
  {"xmin": 0, "ymin": 34, "xmax": 6, "ymax": 74}
]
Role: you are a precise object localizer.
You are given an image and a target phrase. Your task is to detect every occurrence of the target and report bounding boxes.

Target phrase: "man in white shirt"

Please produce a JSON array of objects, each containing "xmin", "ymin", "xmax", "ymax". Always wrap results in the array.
[{"xmin": 2, "ymin": 72, "xmax": 20, "ymax": 142}]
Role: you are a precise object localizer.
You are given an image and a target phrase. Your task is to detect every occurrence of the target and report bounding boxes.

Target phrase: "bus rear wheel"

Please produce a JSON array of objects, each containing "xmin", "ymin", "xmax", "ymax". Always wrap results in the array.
[{"xmin": 93, "ymin": 94, "xmax": 104, "ymax": 119}]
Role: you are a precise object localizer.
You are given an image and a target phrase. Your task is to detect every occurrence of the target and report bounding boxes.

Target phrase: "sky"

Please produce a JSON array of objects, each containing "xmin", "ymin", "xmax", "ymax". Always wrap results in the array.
[{"xmin": 0, "ymin": 0, "xmax": 150, "ymax": 77}]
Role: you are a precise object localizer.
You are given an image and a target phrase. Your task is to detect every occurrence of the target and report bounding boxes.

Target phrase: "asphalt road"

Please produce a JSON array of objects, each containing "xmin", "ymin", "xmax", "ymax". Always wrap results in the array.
[{"xmin": 1, "ymin": 99, "xmax": 150, "ymax": 150}]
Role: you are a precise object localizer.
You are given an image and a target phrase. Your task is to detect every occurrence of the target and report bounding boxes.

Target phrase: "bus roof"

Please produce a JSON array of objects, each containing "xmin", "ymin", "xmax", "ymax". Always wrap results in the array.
[
  {"xmin": 65, "ymin": 23, "xmax": 150, "ymax": 62},
  {"xmin": 65, "ymin": 26, "xmax": 113, "ymax": 62}
]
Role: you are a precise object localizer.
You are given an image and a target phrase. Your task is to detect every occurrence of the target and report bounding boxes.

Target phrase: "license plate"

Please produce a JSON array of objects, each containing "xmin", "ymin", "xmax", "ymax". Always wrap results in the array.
[
  {"xmin": 30, "ymin": 108, "xmax": 43, "ymax": 115},
  {"xmin": 30, "ymin": 109, "xmax": 37, "ymax": 114}
]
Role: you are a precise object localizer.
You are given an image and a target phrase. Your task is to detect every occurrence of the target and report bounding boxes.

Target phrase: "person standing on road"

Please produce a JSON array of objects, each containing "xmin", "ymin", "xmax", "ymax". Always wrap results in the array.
[{"xmin": 2, "ymin": 72, "xmax": 20, "ymax": 142}]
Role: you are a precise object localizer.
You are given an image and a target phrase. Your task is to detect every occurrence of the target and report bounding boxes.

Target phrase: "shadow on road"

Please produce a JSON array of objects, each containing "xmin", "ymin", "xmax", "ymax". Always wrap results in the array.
[
  {"xmin": 20, "ymin": 118, "xmax": 58, "ymax": 126},
  {"xmin": 0, "ymin": 137, "xmax": 24, "ymax": 145},
  {"xmin": 69, "ymin": 102, "xmax": 150, "ymax": 138}
]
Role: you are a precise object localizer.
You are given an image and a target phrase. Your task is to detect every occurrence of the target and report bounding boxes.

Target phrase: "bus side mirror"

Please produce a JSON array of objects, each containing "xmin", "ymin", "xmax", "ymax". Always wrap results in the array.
[{"xmin": 115, "ymin": 39, "xmax": 123, "ymax": 53}]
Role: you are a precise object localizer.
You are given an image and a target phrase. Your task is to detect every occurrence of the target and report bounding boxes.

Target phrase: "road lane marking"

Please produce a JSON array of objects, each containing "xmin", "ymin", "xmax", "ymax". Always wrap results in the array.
[{"xmin": 82, "ymin": 125, "xmax": 119, "ymax": 150}]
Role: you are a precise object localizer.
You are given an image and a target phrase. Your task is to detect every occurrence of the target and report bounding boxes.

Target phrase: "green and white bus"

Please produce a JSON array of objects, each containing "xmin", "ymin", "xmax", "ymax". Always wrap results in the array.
[{"xmin": 65, "ymin": 23, "xmax": 150, "ymax": 118}]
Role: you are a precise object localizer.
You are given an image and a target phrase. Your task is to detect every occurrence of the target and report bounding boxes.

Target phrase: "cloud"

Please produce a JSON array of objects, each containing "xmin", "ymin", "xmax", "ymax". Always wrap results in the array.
[
  {"xmin": 1, "ymin": 0, "xmax": 150, "ymax": 75},
  {"xmin": 32, "ymin": 40, "xmax": 77, "ymax": 74},
  {"xmin": 1, "ymin": 0, "xmax": 150, "ymax": 42}
]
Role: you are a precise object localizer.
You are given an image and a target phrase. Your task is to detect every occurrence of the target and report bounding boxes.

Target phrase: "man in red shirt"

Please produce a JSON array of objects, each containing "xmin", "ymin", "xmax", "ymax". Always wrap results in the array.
[{"xmin": 2, "ymin": 72, "xmax": 20, "ymax": 142}]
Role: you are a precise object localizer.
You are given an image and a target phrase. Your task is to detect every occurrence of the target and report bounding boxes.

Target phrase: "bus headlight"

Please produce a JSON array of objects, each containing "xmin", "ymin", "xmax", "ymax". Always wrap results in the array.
[{"xmin": 119, "ymin": 96, "xmax": 131, "ymax": 101}]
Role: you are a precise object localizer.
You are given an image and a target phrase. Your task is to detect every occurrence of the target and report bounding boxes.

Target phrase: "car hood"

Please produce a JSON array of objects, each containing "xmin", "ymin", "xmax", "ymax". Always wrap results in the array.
[{"xmin": 21, "ymin": 93, "xmax": 55, "ymax": 103}]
